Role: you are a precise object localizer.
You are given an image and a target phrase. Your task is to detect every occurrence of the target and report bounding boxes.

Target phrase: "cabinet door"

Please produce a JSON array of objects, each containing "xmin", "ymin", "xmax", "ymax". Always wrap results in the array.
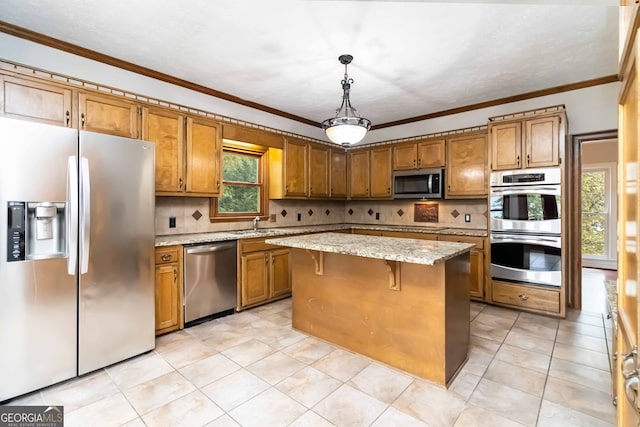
[
  {"xmin": 270, "ymin": 249, "xmax": 291, "ymax": 298},
  {"xmin": 143, "ymin": 108, "xmax": 184, "ymax": 193},
  {"xmin": 309, "ymin": 144, "xmax": 329, "ymax": 197},
  {"xmin": 393, "ymin": 143, "xmax": 417, "ymax": 170},
  {"xmin": 446, "ymin": 134, "xmax": 488, "ymax": 197},
  {"xmin": 490, "ymin": 122, "xmax": 521, "ymax": 170},
  {"xmin": 330, "ymin": 149, "xmax": 347, "ymax": 198},
  {"xmin": 524, "ymin": 116, "xmax": 560, "ymax": 168},
  {"xmin": 370, "ymin": 147, "xmax": 392, "ymax": 198},
  {"xmin": 78, "ymin": 92, "xmax": 139, "ymax": 138},
  {"xmin": 185, "ymin": 117, "xmax": 221, "ymax": 195},
  {"xmin": 0, "ymin": 75, "xmax": 72, "ymax": 127},
  {"xmin": 349, "ymin": 150, "xmax": 370, "ymax": 198},
  {"xmin": 284, "ymin": 139, "xmax": 309, "ymax": 197},
  {"xmin": 155, "ymin": 264, "xmax": 179, "ymax": 333},
  {"xmin": 417, "ymin": 139, "xmax": 445, "ymax": 168},
  {"xmin": 469, "ymin": 250, "xmax": 484, "ymax": 299},
  {"xmin": 241, "ymin": 252, "xmax": 270, "ymax": 307}
]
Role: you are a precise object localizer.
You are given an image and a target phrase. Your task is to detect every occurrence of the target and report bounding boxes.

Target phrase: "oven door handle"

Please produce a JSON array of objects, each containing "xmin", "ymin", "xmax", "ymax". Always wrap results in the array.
[
  {"xmin": 491, "ymin": 235, "xmax": 561, "ymax": 247},
  {"xmin": 427, "ymin": 174, "xmax": 433, "ymax": 194},
  {"xmin": 490, "ymin": 186, "xmax": 560, "ymax": 195}
]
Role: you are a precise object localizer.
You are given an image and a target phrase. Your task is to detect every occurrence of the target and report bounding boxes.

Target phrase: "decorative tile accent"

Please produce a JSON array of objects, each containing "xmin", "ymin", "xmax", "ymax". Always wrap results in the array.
[
  {"xmin": 367, "ymin": 209, "xmax": 374, "ymax": 216},
  {"xmin": 192, "ymin": 210, "xmax": 203, "ymax": 221},
  {"xmin": 397, "ymin": 209, "xmax": 404, "ymax": 217},
  {"xmin": 483, "ymin": 210, "xmax": 488, "ymax": 218},
  {"xmin": 451, "ymin": 209, "xmax": 460, "ymax": 218},
  {"xmin": 325, "ymin": 209, "xmax": 331, "ymax": 216},
  {"xmin": 414, "ymin": 203, "xmax": 438, "ymax": 223},
  {"xmin": 281, "ymin": 209, "xmax": 288, "ymax": 217},
  {"xmin": 308, "ymin": 209, "xmax": 314, "ymax": 216},
  {"xmin": 348, "ymin": 209, "xmax": 354, "ymax": 216}
]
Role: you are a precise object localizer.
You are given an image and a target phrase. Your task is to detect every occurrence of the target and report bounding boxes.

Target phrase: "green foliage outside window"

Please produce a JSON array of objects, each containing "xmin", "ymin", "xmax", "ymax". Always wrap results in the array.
[
  {"xmin": 581, "ymin": 171, "xmax": 606, "ymax": 256},
  {"xmin": 218, "ymin": 151, "xmax": 261, "ymax": 214}
]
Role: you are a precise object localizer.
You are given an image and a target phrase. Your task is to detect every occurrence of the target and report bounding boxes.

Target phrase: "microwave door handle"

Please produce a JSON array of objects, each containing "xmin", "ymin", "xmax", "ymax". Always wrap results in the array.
[{"xmin": 428, "ymin": 175, "xmax": 433, "ymax": 193}]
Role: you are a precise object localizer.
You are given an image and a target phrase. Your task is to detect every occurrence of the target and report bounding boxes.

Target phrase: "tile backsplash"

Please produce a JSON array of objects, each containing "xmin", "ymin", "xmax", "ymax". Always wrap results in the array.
[{"xmin": 155, "ymin": 197, "xmax": 488, "ymax": 235}]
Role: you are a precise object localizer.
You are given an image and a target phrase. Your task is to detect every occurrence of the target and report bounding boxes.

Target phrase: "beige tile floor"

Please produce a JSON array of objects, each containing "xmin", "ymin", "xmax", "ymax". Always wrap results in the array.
[{"xmin": 6, "ymin": 297, "xmax": 616, "ymax": 427}]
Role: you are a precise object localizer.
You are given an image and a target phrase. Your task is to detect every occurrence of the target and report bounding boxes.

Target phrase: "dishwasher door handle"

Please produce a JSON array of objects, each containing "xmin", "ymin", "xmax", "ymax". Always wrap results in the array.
[{"xmin": 185, "ymin": 242, "xmax": 237, "ymax": 254}]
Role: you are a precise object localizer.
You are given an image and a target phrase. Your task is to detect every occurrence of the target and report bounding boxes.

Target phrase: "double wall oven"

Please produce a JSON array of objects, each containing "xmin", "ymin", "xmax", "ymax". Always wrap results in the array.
[{"xmin": 489, "ymin": 168, "xmax": 562, "ymax": 288}]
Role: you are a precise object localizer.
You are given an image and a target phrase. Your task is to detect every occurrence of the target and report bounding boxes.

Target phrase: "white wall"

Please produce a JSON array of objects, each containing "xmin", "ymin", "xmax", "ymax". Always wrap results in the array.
[{"xmin": 0, "ymin": 33, "xmax": 619, "ymax": 145}]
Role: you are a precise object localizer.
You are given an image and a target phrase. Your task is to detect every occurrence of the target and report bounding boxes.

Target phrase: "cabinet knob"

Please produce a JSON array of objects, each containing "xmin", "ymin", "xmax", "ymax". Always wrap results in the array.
[
  {"xmin": 265, "ymin": 254, "xmax": 269, "ymax": 264},
  {"xmin": 81, "ymin": 113, "xmax": 86, "ymax": 128},
  {"xmin": 413, "ymin": 159, "xmax": 416, "ymax": 167},
  {"xmin": 179, "ymin": 178, "xmax": 184, "ymax": 190},
  {"xmin": 518, "ymin": 294, "xmax": 529, "ymax": 301},
  {"xmin": 65, "ymin": 110, "xmax": 70, "ymax": 127},
  {"xmin": 217, "ymin": 181, "xmax": 220, "ymax": 190},
  {"xmin": 161, "ymin": 254, "xmax": 171, "ymax": 261},
  {"xmin": 173, "ymin": 269, "xmax": 177, "ymax": 283},
  {"xmin": 516, "ymin": 155, "xmax": 520, "ymax": 167},
  {"xmin": 527, "ymin": 154, "xmax": 530, "ymax": 165}
]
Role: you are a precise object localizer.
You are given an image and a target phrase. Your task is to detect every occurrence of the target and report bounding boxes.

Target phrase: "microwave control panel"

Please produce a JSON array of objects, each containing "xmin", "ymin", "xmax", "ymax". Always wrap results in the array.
[{"xmin": 7, "ymin": 201, "xmax": 25, "ymax": 262}]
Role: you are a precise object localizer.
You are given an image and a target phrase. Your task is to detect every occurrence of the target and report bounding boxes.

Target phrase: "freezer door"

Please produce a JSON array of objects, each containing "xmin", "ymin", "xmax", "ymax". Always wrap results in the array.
[
  {"xmin": 78, "ymin": 131, "xmax": 155, "ymax": 375},
  {"xmin": 0, "ymin": 118, "xmax": 77, "ymax": 401}
]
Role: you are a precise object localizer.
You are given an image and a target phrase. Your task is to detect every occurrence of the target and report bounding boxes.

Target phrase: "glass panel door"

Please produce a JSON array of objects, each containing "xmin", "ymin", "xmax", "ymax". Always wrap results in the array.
[{"xmin": 581, "ymin": 164, "xmax": 616, "ymax": 268}]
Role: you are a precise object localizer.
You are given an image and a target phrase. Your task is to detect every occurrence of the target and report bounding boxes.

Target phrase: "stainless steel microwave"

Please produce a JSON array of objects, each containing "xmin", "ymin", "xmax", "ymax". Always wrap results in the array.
[{"xmin": 393, "ymin": 168, "xmax": 444, "ymax": 199}]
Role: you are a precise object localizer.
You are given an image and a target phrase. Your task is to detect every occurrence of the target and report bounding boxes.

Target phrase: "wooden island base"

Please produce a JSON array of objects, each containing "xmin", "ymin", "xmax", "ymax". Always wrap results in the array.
[{"xmin": 291, "ymin": 248, "xmax": 470, "ymax": 387}]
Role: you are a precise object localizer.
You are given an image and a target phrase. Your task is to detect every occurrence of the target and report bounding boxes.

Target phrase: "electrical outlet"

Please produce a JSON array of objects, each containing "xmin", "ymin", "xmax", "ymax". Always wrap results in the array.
[
  {"xmin": 297, "ymin": 213, "xmax": 302, "ymax": 221},
  {"xmin": 464, "ymin": 214, "xmax": 471, "ymax": 223},
  {"xmin": 375, "ymin": 212, "xmax": 380, "ymax": 220},
  {"xmin": 169, "ymin": 217, "xmax": 176, "ymax": 228},
  {"xmin": 269, "ymin": 214, "xmax": 276, "ymax": 222}
]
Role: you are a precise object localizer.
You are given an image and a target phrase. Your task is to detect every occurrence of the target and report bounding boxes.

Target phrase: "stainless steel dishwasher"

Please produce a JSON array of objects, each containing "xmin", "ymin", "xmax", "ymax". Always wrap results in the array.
[{"xmin": 183, "ymin": 241, "xmax": 237, "ymax": 325}]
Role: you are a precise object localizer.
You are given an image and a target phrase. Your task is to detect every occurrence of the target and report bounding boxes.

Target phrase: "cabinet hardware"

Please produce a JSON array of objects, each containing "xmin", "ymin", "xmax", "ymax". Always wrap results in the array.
[
  {"xmin": 161, "ymin": 254, "xmax": 171, "ymax": 261},
  {"xmin": 65, "ymin": 110, "xmax": 70, "ymax": 126},
  {"xmin": 265, "ymin": 254, "xmax": 269, "ymax": 265},
  {"xmin": 179, "ymin": 178, "xmax": 183, "ymax": 190},
  {"xmin": 518, "ymin": 294, "xmax": 529, "ymax": 301},
  {"xmin": 173, "ymin": 269, "xmax": 177, "ymax": 283},
  {"xmin": 387, "ymin": 187, "xmax": 390, "ymax": 194},
  {"xmin": 516, "ymin": 155, "xmax": 520, "ymax": 167},
  {"xmin": 217, "ymin": 181, "xmax": 220, "ymax": 190},
  {"xmin": 413, "ymin": 159, "xmax": 416, "ymax": 167},
  {"xmin": 81, "ymin": 113, "xmax": 85, "ymax": 128},
  {"xmin": 527, "ymin": 154, "xmax": 530, "ymax": 165}
]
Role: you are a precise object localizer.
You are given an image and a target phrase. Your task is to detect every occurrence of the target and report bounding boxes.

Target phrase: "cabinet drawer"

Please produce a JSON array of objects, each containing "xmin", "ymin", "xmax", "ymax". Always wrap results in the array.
[
  {"xmin": 382, "ymin": 231, "xmax": 438, "ymax": 240},
  {"xmin": 491, "ymin": 280, "xmax": 559, "ymax": 313},
  {"xmin": 240, "ymin": 238, "xmax": 279, "ymax": 254},
  {"xmin": 155, "ymin": 247, "xmax": 180, "ymax": 264},
  {"xmin": 438, "ymin": 235, "xmax": 485, "ymax": 249}
]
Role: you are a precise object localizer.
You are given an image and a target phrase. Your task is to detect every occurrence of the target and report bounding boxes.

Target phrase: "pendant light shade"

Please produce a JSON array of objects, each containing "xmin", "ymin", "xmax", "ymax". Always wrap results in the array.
[{"xmin": 321, "ymin": 55, "xmax": 371, "ymax": 146}]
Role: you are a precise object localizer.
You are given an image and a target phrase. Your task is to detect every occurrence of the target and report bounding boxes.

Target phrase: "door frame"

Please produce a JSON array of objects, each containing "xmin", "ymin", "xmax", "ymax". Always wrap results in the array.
[{"xmin": 568, "ymin": 129, "xmax": 617, "ymax": 309}]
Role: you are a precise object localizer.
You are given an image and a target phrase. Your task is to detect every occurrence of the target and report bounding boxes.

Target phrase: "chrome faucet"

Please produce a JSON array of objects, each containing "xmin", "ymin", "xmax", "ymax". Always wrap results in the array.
[{"xmin": 252, "ymin": 216, "xmax": 260, "ymax": 231}]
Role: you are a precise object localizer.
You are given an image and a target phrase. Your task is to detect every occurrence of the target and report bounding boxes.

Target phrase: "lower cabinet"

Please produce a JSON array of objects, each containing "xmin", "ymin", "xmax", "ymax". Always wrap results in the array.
[
  {"xmin": 154, "ymin": 246, "xmax": 183, "ymax": 335},
  {"xmin": 239, "ymin": 238, "xmax": 291, "ymax": 310},
  {"xmin": 490, "ymin": 280, "xmax": 560, "ymax": 316},
  {"xmin": 438, "ymin": 235, "xmax": 486, "ymax": 300}
]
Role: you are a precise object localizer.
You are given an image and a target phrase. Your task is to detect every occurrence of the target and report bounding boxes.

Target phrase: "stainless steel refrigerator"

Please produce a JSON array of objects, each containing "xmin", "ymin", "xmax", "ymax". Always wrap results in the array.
[{"xmin": 0, "ymin": 118, "xmax": 155, "ymax": 401}]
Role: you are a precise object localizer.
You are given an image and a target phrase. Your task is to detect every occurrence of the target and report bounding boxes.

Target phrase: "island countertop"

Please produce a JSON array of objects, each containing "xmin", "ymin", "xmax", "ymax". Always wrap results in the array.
[{"xmin": 266, "ymin": 232, "xmax": 474, "ymax": 266}]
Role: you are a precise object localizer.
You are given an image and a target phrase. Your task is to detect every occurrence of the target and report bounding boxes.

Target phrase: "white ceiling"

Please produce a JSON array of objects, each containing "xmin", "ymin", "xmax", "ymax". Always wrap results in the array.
[{"xmin": 0, "ymin": 0, "xmax": 619, "ymax": 128}]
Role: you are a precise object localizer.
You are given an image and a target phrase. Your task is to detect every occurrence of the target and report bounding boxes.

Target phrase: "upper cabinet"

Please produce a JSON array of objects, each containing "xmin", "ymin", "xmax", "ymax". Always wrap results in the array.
[
  {"xmin": 0, "ymin": 74, "xmax": 72, "ymax": 127},
  {"xmin": 489, "ymin": 111, "xmax": 565, "ymax": 171},
  {"xmin": 446, "ymin": 132, "xmax": 488, "ymax": 198},
  {"xmin": 393, "ymin": 138, "xmax": 445, "ymax": 170},
  {"xmin": 144, "ymin": 108, "xmax": 221, "ymax": 196},
  {"xmin": 79, "ymin": 92, "xmax": 140, "ymax": 138},
  {"xmin": 348, "ymin": 146, "xmax": 393, "ymax": 199},
  {"xmin": 283, "ymin": 138, "xmax": 309, "ymax": 197},
  {"xmin": 329, "ymin": 149, "xmax": 347, "ymax": 198},
  {"xmin": 309, "ymin": 143, "xmax": 329, "ymax": 198}
]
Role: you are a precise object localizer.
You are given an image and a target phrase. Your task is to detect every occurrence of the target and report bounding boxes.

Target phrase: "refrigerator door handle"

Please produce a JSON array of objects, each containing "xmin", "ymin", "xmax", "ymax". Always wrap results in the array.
[
  {"xmin": 67, "ymin": 156, "xmax": 79, "ymax": 275},
  {"xmin": 80, "ymin": 157, "xmax": 91, "ymax": 274}
]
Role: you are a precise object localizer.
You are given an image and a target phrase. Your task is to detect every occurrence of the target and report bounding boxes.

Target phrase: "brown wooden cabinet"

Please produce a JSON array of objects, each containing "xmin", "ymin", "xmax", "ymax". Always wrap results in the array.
[
  {"xmin": 142, "ymin": 107, "xmax": 184, "ymax": 193},
  {"xmin": 239, "ymin": 238, "xmax": 291, "ymax": 310},
  {"xmin": 490, "ymin": 280, "xmax": 560, "ymax": 315},
  {"xmin": 154, "ymin": 246, "xmax": 183, "ymax": 335},
  {"xmin": 489, "ymin": 114, "xmax": 563, "ymax": 171},
  {"xmin": 329, "ymin": 149, "xmax": 347, "ymax": 198},
  {"xmin": 438, "ymin": 235, "xmax": 486, "ymax": 300},
  {"xmin": 348, "ymin": 146, "xmax": 392, "ymax": 199},
  {"xmin": 393, "ymin": 139, "xmax": 445, "ymax": 170},
  {"xmin": 283, "ymin": 138, "xmax": 309, "ymax": 197},
  {"xmin": 446, "ymin": 132, "xmax": 488, "ymax": 198},
  {"xmin": 145, "ymin": 112, "xmax": 221, "ymax": 196},
  {"xmin": 79, "ymin": 92, "xmax": 140, "ymax": 138},
  {"xmin": 309, "ymin": 143, "xmax": 329, "ymax": 197},
  {"xmin": 0, "ymin": 74, "xmax": 72, "ymax": 127}
]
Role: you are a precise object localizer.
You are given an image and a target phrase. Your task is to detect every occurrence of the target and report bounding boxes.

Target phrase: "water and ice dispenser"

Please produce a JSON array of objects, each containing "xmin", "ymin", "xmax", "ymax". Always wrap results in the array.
[{"xmin": 6, "ymin": 201, "xmax": 67, "ymax": 262}]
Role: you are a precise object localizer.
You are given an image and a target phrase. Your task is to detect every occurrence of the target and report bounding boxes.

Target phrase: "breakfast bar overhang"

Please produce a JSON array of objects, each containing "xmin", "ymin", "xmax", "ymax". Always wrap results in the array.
[{"xmin": 266, "ymin": 232, "xmax": 474, "ymax": 387}]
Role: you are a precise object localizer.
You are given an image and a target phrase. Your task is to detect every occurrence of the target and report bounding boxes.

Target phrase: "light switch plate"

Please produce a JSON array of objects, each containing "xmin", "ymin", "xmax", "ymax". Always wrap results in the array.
[{"xmin": 464, "ymin": 214, "xmax": 471, "ymax": 223}]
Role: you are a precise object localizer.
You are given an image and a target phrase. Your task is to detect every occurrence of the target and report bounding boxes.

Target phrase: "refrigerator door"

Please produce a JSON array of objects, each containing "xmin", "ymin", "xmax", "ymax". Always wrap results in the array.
[
  {"xmin": 0, "ymin": 118, "xmax": 77, "ymax": 401},
  {"xmin": 78, "ymin": 131, "xmax": 155, "ymax": 375}
]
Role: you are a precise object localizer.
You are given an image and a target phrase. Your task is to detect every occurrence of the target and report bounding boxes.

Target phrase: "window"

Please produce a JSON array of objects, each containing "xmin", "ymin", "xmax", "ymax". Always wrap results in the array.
[{"xmin": 210, "ymin": 143, "xmax": 268, "ymax": 221}]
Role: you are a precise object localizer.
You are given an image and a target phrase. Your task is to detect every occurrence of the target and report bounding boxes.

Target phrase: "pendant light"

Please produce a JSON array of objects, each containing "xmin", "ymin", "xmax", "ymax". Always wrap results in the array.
[{"xmin": 321, "ymin": 54, "xmax": 371, "ymax": 146}]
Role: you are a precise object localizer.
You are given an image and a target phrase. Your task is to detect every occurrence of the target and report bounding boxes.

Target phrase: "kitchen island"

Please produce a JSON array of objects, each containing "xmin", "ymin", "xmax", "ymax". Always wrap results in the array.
[{"xmin": 266, "ymin": 232, "xmax": 474, "ymax": 387}]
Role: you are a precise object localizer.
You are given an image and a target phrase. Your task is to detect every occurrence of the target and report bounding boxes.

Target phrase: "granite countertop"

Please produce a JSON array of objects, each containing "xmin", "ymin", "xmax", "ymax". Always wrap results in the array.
[
  {"xmin": 155, "ymin": 223, "xmax": 488, "ymax": 247},
  {"xmin": 265, "ymin": 232, "xmax": 475, "ymax": 266}
]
